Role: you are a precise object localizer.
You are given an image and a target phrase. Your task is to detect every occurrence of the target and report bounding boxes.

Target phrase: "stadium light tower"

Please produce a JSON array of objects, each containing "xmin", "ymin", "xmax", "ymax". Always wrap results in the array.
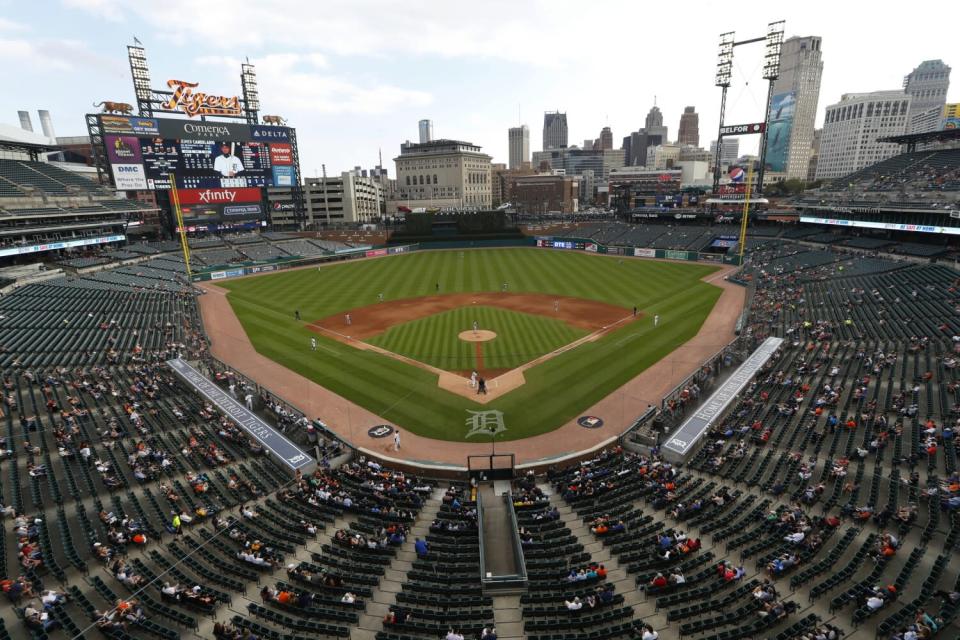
[
  {"xmin": 711, "ymin": 32, "xmax": 735, "ymax": 190},
  {"xmin": 710, "ymin": 21, "xmax": 784, "ymax": 193},
  {"xmin": 241, "ymin": 60, "xmax": 260, "ymax": 125},
  {"xmin": 127, "ymin": 43, "xmax": 153, "ymax": 117}
]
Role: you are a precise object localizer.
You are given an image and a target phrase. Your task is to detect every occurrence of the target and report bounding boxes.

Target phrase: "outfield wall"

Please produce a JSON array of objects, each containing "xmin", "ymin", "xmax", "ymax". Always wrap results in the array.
[
  {"xmin": 189, "ymin": 244, "xmax": 418, "ymax": 282},
  {"xmin": 535, "ymin": 236, "xmax": 743, "ymax": 265}
]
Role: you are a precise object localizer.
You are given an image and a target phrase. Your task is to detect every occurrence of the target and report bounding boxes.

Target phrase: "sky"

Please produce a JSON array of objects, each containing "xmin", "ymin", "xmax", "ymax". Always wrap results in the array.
[{"xmin": 1, "ymin": 0, "xmax": 957, "ymax": 177}]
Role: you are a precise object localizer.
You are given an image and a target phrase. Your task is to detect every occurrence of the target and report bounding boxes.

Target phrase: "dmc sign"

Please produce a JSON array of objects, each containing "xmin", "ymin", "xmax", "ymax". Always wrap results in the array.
[
  {"xmin": 163, "ymin": 79, "xmax": 242, "ymax": 118},
  {"xmin": 719, "ymin": 122, "xmax": 766, "ymax": 136}
]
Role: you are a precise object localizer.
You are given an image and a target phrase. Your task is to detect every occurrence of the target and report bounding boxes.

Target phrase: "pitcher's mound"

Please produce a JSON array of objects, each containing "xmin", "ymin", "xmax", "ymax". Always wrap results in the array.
[{"xmin": 459, "ymin": 330, "xmax": 497, "ymax": 342}]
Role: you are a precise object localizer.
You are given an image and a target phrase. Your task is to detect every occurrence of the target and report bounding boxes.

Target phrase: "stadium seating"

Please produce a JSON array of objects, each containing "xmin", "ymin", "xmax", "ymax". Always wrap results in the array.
[{"xmin": 3, "ymin": 215, "xmax": 960, "ymax": 640}]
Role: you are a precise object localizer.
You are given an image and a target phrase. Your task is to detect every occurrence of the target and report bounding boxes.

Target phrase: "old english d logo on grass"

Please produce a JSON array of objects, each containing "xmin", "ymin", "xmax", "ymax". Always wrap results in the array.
[{"xmin": 465, "ymin": 410, "xmax": 507, "ymax": 438}]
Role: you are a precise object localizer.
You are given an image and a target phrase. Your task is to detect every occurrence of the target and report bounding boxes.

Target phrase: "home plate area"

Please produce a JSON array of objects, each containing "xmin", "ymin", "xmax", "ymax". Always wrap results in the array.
[{"xmin": 308, "ymin": 292, "xmax": 638, "ymax": 402}]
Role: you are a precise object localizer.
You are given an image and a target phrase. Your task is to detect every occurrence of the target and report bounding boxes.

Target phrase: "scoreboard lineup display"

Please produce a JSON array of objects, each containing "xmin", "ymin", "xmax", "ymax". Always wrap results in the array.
[
  {"xmin": 98, "ymin": 114, "xmax": 298, "ymax": 192},
  {"xmin": 141, "ymin": 139, "xmax": 273, "ymax": 190}
]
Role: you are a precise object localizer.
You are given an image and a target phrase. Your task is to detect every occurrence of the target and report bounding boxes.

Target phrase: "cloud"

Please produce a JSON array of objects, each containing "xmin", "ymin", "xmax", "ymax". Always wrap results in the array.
[
  {"xmin": 0, "ymin": 37, "xmax": 125, "ymax": 74},
  {"xmin": 59, "ymin": 0, "xmax": 628, "ymax": 67},
  {"xmin": 62, "ymin": 0, "xmax": 123, "ymax": 21},
  {"xmin": 198, "ymin": 53, "xmax": 431, "ymax": 115},
  {"xmin": 0, "ymin": 17, "xmax": 27, "ymax": 31}
]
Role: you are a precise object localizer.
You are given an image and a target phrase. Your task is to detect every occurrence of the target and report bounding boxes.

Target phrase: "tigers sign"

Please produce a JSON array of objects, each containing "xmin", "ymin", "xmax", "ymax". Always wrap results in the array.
[{"xmin": 163, "ymin": 80, "xmax": 242, "ymax": 118}]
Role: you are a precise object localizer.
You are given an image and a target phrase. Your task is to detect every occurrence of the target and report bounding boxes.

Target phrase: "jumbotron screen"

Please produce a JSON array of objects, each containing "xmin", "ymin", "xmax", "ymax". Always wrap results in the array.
[{"xmin": 98, "ymin": 114, "xmax": 297, "ymax": 223}]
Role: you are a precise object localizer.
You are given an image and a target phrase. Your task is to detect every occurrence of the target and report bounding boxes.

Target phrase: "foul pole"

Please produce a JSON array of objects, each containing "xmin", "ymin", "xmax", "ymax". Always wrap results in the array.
[
  {"xmin": 738, "ymin": 163, "xmax": 754, "ymax": 262},
  {"xmin": 169, "ymin": 174, "xmax": 192, "ymax": 278}
]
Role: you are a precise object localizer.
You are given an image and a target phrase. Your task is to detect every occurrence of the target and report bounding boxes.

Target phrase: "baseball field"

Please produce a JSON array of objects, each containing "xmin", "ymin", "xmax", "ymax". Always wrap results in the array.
[{"xmin": 219, "ymin": 248, "xmax": 723, "ymax": 441}]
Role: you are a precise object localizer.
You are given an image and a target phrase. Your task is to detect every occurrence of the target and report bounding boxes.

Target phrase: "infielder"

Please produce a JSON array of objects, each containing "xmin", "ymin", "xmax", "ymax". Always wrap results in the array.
[
  {"xmin": 345, "ymin": 314, "xmax": 352, "ymax": 326},
  {"xmin": 311, "ymin": 337, "xmax": 317, "ymax": 351}
]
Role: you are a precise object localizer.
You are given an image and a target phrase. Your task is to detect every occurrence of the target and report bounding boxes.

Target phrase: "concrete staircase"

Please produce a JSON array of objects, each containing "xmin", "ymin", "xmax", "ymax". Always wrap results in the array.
[
  {"xmin": 350, "ymin": 488, "xmax": 446, "ymax": 640},
  {"xmin": 538, "ymin": 483, "xmax": 670, "ymax": 634},
  {"xmin": 491, "ymin": 594, "xmax": 523, "ymax": 640}
]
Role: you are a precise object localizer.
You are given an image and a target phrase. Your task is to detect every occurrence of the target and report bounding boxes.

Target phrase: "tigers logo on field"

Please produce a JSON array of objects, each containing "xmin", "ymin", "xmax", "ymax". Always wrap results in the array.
[{"xmin": 367, "ymin": 425, "xmax": 394, "ymax": 438}]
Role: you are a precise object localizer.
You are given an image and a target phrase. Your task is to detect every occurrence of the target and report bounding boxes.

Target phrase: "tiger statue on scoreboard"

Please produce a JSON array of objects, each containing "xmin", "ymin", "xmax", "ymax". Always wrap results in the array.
[
  {"xmin": 93, "ymin": 101, "xmax": 135, "ymax": 115},
  {"xmin": 262, "ymin": 114, "xmax": 287, "ymax": 126}
]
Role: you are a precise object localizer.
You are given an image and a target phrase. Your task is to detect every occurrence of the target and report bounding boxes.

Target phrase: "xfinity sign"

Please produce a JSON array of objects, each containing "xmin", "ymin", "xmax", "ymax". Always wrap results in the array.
[
  {"xmin": 719, "ymin": 122, "xmax": 766, "ymax": 136},
  {"xmin": 176, "ymin": 187, "xmax": 262, "ymax": 205}
]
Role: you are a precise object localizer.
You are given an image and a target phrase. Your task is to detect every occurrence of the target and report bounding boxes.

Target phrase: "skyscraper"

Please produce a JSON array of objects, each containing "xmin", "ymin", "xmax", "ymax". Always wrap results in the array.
[
  {"xmin": 645, "ymin": 105, "xmax": 663, "ymax": 129},
  {"xmin": 598, "ymin": 127, "xmax": 613, "ymax": 150},
  {"xmin": 508, "ymin": 125, "xmax": 530, "ymax": 170},
  {"xmin": 904, "ymin": 60, "xmax": 951, "ymax": 133},
  {"xmin": 543, "ymin": 111, "xmax": 568, "ymax": 150},
  {"xmin": 816, "ymin": 91, "xmax": 911, "ymax": 180},
  {"xmin": 709, "ymin": 138, "xmax": 740, "ymax": 170},
  {"xmin": 418, "ymin": 119, "xmax": 434, "ymax": 143},
  {"xmin": 677, "ymin": 107, "xmax": 699, "ymax": 147},
  {"xmin": 765, "ymin": 36, "xmax": 823, "ymax": 179}
]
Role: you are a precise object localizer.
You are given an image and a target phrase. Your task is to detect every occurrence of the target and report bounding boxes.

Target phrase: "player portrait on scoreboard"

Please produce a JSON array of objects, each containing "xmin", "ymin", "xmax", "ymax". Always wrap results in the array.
[{"xmin": 213, "ymin": 142, "xmax": 244, "ymax": 177}]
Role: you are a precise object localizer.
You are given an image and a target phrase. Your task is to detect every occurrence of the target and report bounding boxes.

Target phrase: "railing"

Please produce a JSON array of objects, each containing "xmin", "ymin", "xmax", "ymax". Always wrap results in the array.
[{"xmin": 477, "ymin": 489, "xmax": 528, "ymax": 591}]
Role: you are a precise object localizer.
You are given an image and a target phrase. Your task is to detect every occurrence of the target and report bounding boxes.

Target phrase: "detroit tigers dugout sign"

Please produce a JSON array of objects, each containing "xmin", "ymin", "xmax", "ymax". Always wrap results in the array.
[
  {"xmin": 661, "ymin": 337, "xmax": 784, "ymax": 462},
  {"xmin": 167, "ymin": 358, "xmax": 315, "ymax": 474}
]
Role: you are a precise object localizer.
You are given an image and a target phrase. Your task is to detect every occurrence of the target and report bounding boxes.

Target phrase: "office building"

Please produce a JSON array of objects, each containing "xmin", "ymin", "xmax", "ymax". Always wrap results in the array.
[
  {"xmin": 598, "ymin": 127, "xmax": 613, "ymax": 150},
  {"xmin": 393, "ymin": 139, "xmax": 492, "ymax": 209},
  {"xmin": 267, "ymin": 171, "xmax": 384, "ymax": 227},
  {"xmin": 418, "ymin": 119, "xmax": 434, "ymax": 143},
  {"xmin": 904, "ymin": 60, "xmax": 951, "ymax": 133},
  {"xmin": 542, "ymin": 111, "xmax": 568, "ymax": 150},
  {"xmin": 910, "ymin": 107, "xmax": 946, "ymax": 136},
  {"xmin": 645, "ymin": 144, "xmax": 681, "ymax": 170},
  {"xmin": 507, "ymin": 173, "xmax": 579, "ymax": 213},
  {"xmin": 623, "ymin": 104, "xmax": 669, "ymax": 167},
  {"xmin": 679, "ymin": 146, "xmax": 713, "ymax": 163},
  {"xmin": 645, "ymin": 105, "xmax": 663, "ymax": 129},
  {"xmin": 765, "ymin": 36, "xmax": 824, "ymax": 179},
  {"xmin": 677, "ymin": 107, "xmax": 699, "ymax": 147},
  {"xmin": 816, "ymin": 91, "xmax": 911, "ymax": 180},
  {"xmin": 490, "ymin": 163, "xmax": 507, "ymax": 206},
  {"xmin": 709, "ymin": 138, "xmax": 740, "ymax": 170},
  {"xmin": 807, "ymin": 128, "xmax": 821, "ymax": 182},
  {"xmin": 531, "ymin": 148, "xmax": 624, "ymax": 182},
  {"xmin": 508, "ymin": 125, "xmax": 530, "ymax": 170}
]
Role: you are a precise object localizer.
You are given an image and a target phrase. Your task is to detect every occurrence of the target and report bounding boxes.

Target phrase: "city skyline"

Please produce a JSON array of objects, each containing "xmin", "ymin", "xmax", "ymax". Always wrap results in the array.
[{"xmin": 1, "ymin": 0, "xmax": 957, "ymax": 176}]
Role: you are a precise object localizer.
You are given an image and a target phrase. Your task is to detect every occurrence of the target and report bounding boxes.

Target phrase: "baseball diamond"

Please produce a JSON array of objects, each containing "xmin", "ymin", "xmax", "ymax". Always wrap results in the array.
[{"xmin": 216, "ymin": 248, "xmax": 725, "ymax": 442}]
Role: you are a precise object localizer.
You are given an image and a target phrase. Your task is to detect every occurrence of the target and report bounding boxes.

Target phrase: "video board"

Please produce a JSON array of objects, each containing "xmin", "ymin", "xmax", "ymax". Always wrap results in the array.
[{"xmin": 98, "ymin": 114, "xmax": 297, "ymax": 223}]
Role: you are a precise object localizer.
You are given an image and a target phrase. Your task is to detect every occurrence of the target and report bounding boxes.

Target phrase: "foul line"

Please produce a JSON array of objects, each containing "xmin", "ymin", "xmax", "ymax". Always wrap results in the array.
[
  {"xmin": 616, "ymin": 333, "xmax": 642, "ymax": 347},
  {"xmin": 379, "ymin": 388, "xmax": 418, "ymax": 419}
]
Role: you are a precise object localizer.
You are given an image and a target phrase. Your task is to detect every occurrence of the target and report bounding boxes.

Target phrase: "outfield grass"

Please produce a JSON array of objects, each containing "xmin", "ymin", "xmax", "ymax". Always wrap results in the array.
[
  {"xmin": 367, "ymin": 306, "xmax": 588, "ymax": 372},
  {"xmin": 220, "ymin": 248, "xmax": 723, "ymax": 442}
]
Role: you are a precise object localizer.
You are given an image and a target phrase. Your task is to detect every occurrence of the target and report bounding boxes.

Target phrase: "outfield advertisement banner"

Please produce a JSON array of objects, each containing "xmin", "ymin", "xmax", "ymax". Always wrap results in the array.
[
  {"xmin": 634, "ymin": 248, "xmax": 656, "ymax": 258},
  {"xmin": 799, "ymin": 216, "xmax": 960, "ymax": 235},
  {"xmin": 0, "ymin": 234, "xmax": 126, "ymax": 258},
  {"xmin": 663, "ymin": 250, "xmax": 697, "ymax": 261}
]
